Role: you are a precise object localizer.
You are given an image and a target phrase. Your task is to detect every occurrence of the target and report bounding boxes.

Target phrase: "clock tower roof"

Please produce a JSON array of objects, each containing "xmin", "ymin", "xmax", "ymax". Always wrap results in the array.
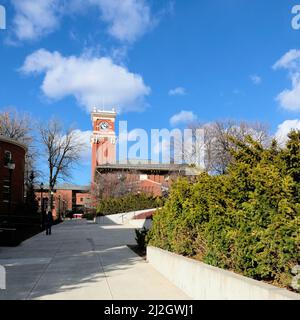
[{"xmin": 91, "ymin": 108, "xmax": 117, "ymax": 121}]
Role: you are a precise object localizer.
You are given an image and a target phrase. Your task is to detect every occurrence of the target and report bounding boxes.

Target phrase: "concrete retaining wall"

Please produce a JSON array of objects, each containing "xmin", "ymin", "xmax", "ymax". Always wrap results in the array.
[
  {"xmin": 96, "ymin": 209, "xmax": 155, "ymax": 225},
  {"xmin": 147, "ymin": 246, "xmax": 300, "ymax": 300},
  {"xmin": 128, "ymin": 218, "xmax": 152, "ymax": 229}
]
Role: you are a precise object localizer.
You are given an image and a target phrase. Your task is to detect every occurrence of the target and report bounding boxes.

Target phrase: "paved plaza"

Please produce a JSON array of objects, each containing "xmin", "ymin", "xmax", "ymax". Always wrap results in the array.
[{"xmin": 0, "ymin": 219, "xmax": 189, "ymax": 300}]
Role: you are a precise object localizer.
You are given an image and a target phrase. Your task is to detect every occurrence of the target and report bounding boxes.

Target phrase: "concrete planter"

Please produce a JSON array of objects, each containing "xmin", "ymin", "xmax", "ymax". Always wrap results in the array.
[{"xmin": 147, "ymin": 246, "xmax": 300, "ymax": 300}]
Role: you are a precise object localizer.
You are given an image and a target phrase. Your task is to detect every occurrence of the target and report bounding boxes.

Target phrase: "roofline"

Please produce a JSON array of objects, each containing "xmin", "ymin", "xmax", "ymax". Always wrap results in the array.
[
  {"xmin": 95, "ymin": 163, "xmax": 188, "ymax": 173},
  {"xmin": 95, "ymin": 163, "xmax": 202, "ymax": 177},
  {"xmin": 91, "ymin": 108, "xmax": 117, "ymax": 120},
  {"xmin": 34, "ymin": 185, "xmax": 90, "ymax": 192},
  {"xmin": 0, "ymin": 135, "xmax": 28, "ymax": 151},
  {"xmin": 140, "ymin": 179, "xmax": 162, "ymax": 186}
]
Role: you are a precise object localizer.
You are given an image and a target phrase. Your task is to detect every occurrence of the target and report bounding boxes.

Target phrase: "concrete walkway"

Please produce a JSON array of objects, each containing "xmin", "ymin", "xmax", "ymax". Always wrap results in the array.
[{"xmin": 0, "ymin": 219, "xmax": 190, "ymax": 300}]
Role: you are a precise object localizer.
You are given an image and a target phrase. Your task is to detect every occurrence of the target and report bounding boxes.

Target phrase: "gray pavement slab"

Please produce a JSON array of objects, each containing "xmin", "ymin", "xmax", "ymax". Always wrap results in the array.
[{"xmin": 0, "ymin": 219, "xmax": 190, "ymax": 300}]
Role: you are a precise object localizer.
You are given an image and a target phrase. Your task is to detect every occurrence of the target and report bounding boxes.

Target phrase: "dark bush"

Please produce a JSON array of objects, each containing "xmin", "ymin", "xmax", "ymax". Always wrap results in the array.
[
  {"xmin": 135, "ymin": 227, "xmax": 149, "ymax": 251},
  {"xmin": 0, "ymin": 214, "xmax": 42, "ymax": 246},
  {"xmin": 82, "ymin": 212, "xmax": 96, "ymax": 220},
  {"xmin": 65, "ymin": 210, "xmax": 74, "ymax": 219}
]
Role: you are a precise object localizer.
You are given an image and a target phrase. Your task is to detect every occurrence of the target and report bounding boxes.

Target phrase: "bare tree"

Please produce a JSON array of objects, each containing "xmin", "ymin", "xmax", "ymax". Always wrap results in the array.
[
  {"xmin": 205, "ymin": 120, "xmax": 270, "ymax": 174},
  {"xmin": 92, "ymin": 170, "xmax": 139, "ymax": 200},
  {"xmin": 0, "ymin": 108, "xmax": 32, "ymax": 144},
  {"xmin": 40, "ymin": 119, "xmax": 85, "ymax": 214},
  {"xmin": 183, "ymin": 120, "xmax": 270, "ymax": 174}
]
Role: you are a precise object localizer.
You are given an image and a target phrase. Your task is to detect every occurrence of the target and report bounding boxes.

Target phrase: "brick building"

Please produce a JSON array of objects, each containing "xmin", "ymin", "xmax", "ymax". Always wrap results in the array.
[
  {"xmin": 91, "ymin": 109, "xmax": 197, "ymax": 198},
  {"xmin": 0, "ymin": 135, "xmax": 27, "ymax": 215},
  {"xmin": 94, "ymin": 161, "xmax": 190, "ymax": 197},
  {"xmin": 35, "ymin": 184, "xmax": 91, "ymax": 219}
]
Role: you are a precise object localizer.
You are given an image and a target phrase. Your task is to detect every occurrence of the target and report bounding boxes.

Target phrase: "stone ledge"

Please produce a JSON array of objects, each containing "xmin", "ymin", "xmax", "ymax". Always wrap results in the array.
[{"xmin": 147, "ymin": 246, "xmax": 300, "ymax": 300}]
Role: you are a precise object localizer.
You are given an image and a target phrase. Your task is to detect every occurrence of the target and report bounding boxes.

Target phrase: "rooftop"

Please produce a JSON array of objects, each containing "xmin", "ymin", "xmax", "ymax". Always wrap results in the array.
[
  {"xmin": 96, "ymin": 161, "xmax": 201, "ymax": 176},
  {"xmin": 91, "ymin": 108, "xmax": 117, "ymax": 120},
  {"xmin": 0, "ymin": 135, "xmax": 28, "ymax": 151},
  {"xmin": 34, "ymin": 184, "xmax": 90, "ymax": 192}
]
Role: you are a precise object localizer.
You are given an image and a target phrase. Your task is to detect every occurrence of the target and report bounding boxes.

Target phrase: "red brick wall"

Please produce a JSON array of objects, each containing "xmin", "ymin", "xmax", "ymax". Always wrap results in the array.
[
  {"xmin": 91, "ymin": 143, "xmax": 98, "ymax": 181},
  {"xmin": 36, "ymin": 189, "xmax": 92, "ymax": 219},
  {"xmin": 54, "ymin": 190, "xmax": 73, "ymax": 212},
  {"xmin": 76, "ymin": 193, "xmax": 91, "ymax": 206},
  {"xmin": 36, "ymin": 189, "xmax": 73, "ymax": 219},
  {"xmin": 91, "ymin": 116, "xmax": 116, "ymax": 180},
  {"xmin": 0, "ymin": 139, "xmax": 26, "ymax": 215}
]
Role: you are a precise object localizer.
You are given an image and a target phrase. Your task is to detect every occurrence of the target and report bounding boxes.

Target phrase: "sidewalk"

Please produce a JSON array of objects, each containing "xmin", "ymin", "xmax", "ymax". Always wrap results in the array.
[{"xmin": 0, "ymin": 219, "xmax": 190, "ymax": 300}]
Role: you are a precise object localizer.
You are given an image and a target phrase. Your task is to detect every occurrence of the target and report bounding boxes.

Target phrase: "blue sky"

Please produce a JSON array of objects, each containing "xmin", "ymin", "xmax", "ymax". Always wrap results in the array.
[{"xmin": 2, "ymin": 0, "xmax": 300, "ymax": 185}]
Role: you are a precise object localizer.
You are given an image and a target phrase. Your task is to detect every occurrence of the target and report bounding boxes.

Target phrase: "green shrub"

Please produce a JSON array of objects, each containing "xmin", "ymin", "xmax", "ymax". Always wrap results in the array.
[
  {"xmin": 97, "ymin": 193, "xmax": 164, "ymax": 216},
  {"xmin": 148, "ymin": 132, "xmax": 300, "ymax": 290}
]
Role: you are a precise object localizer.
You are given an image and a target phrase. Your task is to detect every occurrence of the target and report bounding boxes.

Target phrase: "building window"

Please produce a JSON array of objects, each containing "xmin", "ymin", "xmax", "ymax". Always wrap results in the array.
[
  {"xmin": 2, "ymin": 179, "xmax": 10, "ymax": 203},
  {"xmin": 4, "ymin": 150, "xmax": 12, "ymax": 166}
]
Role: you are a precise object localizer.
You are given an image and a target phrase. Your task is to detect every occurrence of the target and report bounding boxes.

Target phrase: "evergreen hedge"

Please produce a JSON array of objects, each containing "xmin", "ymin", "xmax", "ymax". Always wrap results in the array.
[
  {"xmin": 148, "ymin": 131, "xmax": 300, "ymax": 290},
  {"xmin": 97, "ymin": 193, "xmax": 164, "ymax": 216}
]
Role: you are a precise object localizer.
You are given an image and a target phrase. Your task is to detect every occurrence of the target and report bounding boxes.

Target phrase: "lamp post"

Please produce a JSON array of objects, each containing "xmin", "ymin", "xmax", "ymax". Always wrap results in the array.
[
  {"xmin": 50, "ymin": 190, "xmax": 54, "ymax": 213},
  {"xmin": 58, "ymin": 195, "xmax": 61, "ymax": 221},
  {"xmin": 40, "ymin": 182, "xmax": 44, "ymax": 230},
  {"xmin": 40, "ymin": 182, "xmax": 44, "ymax": 214}
]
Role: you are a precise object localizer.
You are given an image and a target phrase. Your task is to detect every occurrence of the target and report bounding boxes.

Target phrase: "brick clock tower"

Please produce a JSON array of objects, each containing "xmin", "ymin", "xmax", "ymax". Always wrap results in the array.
[{"xmin": 91, "ymin": 108, "xmax": 117, "ymax": 181}]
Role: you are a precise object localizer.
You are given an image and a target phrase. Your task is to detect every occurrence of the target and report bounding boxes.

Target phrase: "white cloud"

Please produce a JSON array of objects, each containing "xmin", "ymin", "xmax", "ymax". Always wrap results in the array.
[
  {"xmin": 250, "ymin": 74, "xmax": 262, "ymax": 85},
  {"xmin": 59, "ymin": 129, "xmax": 91, "ymax": 167},
  {"xmin": 11, "ymin": 0, "xmax": 62, "ymax": 41},
  {"xmin": 273, "ymin": 49, "xmax": 300, "ymax": 70},
  {"xmin": 276, "ymin": 90, "xmax": 300, "ymax": 112},
  {"xmin": 273, "ymin": 49, "xmax": 300, "ymax": 111},
  {"xmin": 10, "ymin": 0, "xmax": 154, "ymax": 43},
  {"xmin": 91, "ymin": 0, "xmax": 153, "ymax": 43},
  {"xmin": 72, "ymin": 129, "xmax": 92, "ymax": 163},
  {"xmin": 275, "ymin": 119, "xmax": 300, "ymax": 145},
  {"xmin": 20, "ymin": 49, "xmax": 151, "ymax": 113},
  {"xmin": 168, "ymin": 87, "xmax": 186, "ymax": 96},
  {"xmin": 170, "ymin": 110, "xmax": 197, "ymax": 127}
]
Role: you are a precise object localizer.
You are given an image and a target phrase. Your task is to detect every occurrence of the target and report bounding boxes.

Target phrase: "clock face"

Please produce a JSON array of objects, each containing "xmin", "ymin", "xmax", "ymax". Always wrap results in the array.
[{"xmin": 99, "ymin": 121, "xmax": 109, "ymax": 130}]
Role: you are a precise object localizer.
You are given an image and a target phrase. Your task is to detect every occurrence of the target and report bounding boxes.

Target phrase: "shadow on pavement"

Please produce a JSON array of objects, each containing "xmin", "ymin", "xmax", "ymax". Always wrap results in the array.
[{"xmin": 0, "ymin": 220, "xmax": 139, "ymax": 300}]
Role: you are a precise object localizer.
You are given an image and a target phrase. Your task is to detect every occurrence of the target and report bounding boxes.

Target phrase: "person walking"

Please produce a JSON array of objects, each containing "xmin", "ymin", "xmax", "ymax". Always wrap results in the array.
[{"xmin": 45, "ymin": 211, "xmax": 53, "ymax": 235}]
